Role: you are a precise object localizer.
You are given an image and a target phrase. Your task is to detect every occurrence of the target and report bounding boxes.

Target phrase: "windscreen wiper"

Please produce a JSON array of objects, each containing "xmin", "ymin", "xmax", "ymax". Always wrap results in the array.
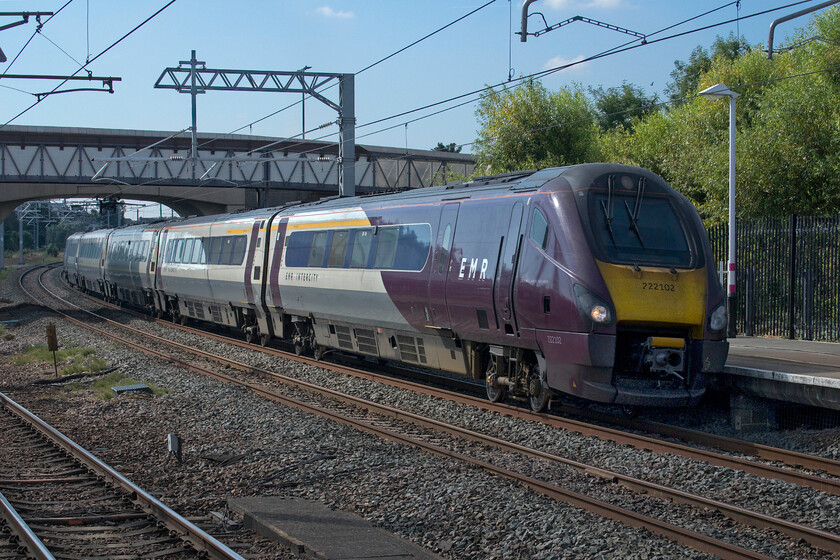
[
  {"xmin": 600, "ymin": 175, "xmax": 617, "ymax": 246},
  {"xmin": 623, "ymin": 176, "xmax": 646, "ymax": 247}
]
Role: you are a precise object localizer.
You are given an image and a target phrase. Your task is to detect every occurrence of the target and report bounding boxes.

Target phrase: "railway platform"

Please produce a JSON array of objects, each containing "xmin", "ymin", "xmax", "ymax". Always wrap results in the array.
[
  {"xmin": 228, "ymin": 497, "xmax": 444, "ymax": 560},
  {"xmin": 715, "ymin": 336, "xmax": 840, "ymax": 429}
]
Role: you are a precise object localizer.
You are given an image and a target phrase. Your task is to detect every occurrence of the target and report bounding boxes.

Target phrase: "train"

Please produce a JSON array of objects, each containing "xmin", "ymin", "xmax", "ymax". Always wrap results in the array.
[{"xmin": 63, "ymin": 163, "xmax": 729, "ymax": 412}]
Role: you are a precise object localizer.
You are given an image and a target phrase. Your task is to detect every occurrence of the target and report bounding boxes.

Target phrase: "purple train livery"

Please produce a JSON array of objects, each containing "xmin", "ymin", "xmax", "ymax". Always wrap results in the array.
[{"xmin": 64, "ymin": 164, "xmax": 729, "ymax": 411}]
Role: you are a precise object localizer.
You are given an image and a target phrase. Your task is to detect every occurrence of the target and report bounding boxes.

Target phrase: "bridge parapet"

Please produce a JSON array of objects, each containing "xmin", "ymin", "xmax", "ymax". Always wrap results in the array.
[{"xmin": 0, "ymin": 125, "xmax": 475, "ymax": 221}]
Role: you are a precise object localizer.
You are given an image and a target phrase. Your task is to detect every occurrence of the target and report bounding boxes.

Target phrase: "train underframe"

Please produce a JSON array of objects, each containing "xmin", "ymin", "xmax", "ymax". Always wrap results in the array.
[{"xmin": 70, "ymin": 274, "xmax": 726, "ymax": 412}]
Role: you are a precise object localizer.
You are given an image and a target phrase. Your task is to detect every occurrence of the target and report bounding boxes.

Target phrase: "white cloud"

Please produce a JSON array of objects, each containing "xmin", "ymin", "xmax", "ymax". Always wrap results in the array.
[
  {"xmin": 315, "ymin": 6, "xmax": 354, "ymax": 19},
  {"xmin": 543, "ymin": 54, "xmax": 588, "ymax": 73},
  {"xmin": 544, "ymin": 0, "xmax": 624, "ymax": 10}
]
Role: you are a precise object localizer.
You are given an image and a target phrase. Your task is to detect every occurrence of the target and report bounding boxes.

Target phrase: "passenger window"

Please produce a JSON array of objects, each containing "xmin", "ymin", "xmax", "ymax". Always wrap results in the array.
[
  {"xmin": 231, "ymin": 236, "xmax": 247, "ymax": 265},
  {"xmin": 394, "ymin": 225, "xmax": 431, "ymax": 271},
  {"xmin": 190, "ymin": 239, "xmax": 203, "ymax": 263},
  {"xmin": 530, "ymin": 208, "xmax": 549, "ymax": 251},
  {"xmin": 285, "ymin": 231, "xmax": 313, "ymax": 267},
  {"xmin": 219, "ymin": 237, "xmax": 235, "ymax": 265},
  {"xmin": 373, "ymin": 227, "xmax": 399, "ymax": 269},
  {"xmin": 328, "ymin": 230, "xmax": 349, "ymax": 267},
  {"xmin": 350, "ymin": 228, "xmax": 374, "ymax": 268},
  {"xmin": 208, "ymin": 237, "xmax": 223, "ymax": 264},
  {"xmin": 183, "ymin": 239, "xmax": 195, "ymax": 263},
  {"xmin": 308, "ymin": 231, "xmax": 328, "ymax": 267}
]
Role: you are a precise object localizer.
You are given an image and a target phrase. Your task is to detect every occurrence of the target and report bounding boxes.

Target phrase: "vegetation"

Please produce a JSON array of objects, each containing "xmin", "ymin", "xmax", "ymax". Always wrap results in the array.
[
  {"xmin": 83, "ymin": 372, "xmax": 169, "ymax": 401},
  {"xmin": 474, "ymin": 79, "xmax": 600, "ymax": 174},
  {"xmin": 13, "ymin": 344, "xmax": 106, "ymax": 376},
  {"xmin": 472, "ymin": 7, "xmax": 840, "ymax": 224}
]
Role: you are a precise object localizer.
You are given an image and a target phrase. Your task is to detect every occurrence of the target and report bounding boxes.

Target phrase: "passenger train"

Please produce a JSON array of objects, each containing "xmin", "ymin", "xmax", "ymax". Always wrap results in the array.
[{"xmin": 63, "ymin": 164, "xmax": 729, "ymax": 411}]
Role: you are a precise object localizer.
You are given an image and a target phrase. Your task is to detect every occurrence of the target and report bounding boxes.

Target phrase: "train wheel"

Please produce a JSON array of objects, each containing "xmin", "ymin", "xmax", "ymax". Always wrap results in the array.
[
  {"xmin": 179, "ymin": 315, "xmax": 188, "ymax": 326},
  {"xmin": 485, "ymin": 360, "xmax": 506, "ymax": 403},
  {"xmin": 621, "ymin": 405, "xmax": 638, "ymax": 418},
  {"xmin": 245, "ymin": 329, "xmax": 256, "ymax": 344},
  {"xmin": 313, "ymin": 344, "xmax": 325, "ymax": 361},
  {"xmin": 259, "ymin": 333, "xmax": 271, "ymax": 347},
  {"xmin": 528, "ymin": 362, "xmax": 551, "ymax": 413}
]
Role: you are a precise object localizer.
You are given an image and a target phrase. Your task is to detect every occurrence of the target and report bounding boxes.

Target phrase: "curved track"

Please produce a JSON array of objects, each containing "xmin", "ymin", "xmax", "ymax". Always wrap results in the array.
[
  {"xmin": 18, "ymin": 264, "xmax": 840, "ymax": 558},
  {"xmin": 57, "ymin": 264, "xmax": 840, "ymax": 494}
]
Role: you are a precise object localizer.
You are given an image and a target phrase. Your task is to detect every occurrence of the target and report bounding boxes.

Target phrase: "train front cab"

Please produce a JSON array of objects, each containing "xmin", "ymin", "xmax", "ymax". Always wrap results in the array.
[{"xmin": 533, "ymin": 167, "xmax": 728, "ymax": 407}]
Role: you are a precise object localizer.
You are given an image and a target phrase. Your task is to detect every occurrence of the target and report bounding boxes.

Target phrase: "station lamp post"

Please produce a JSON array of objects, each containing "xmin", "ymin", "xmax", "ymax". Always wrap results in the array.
[{"xmin": 699, "ymin": 83, "xmax": 739, "ymax": 338}]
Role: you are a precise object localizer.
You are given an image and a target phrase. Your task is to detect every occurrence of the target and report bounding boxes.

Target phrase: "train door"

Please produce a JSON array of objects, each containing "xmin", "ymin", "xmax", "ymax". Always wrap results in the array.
[
  {"xmin": 427, "ymin": 203, "xmax": 460, "ymax": 328},
  {"xmin": 493, "ymin": 201, "xmax": 524, "ymax": 335}
]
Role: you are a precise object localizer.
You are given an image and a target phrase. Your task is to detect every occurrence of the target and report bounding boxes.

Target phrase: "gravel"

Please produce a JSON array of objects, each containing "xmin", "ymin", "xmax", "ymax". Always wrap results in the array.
[{"xmin": 3, "ymin": 265, "xmax": 840, "ymax": 559}]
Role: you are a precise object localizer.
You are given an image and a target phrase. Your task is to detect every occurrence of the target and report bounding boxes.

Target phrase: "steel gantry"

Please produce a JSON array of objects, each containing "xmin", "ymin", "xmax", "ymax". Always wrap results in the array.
[{"xmin": 154, "ymin": 51, "xmax": 357, "ymax": 197}]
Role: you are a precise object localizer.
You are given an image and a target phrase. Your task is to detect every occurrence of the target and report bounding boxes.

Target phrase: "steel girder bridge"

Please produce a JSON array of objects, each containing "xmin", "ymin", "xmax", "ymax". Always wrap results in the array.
[{"xmin": 0, "ymin": 125, "xmax": 475, "ymax": 224}]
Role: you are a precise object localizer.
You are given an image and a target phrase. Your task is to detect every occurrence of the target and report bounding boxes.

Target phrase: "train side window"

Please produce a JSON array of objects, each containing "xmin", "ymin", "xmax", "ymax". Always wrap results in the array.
[
  {"xmin": 328, "ymin": 230, "xmax": 350, "ymax": 267},
  {"xmin": 373, "ymin": 227, "xmax": 399, "ymax": 269},
  {"xmin": 219, "ymin": 237, "xmax": 235, "ymax": 265},
  {"xmin": 190, "ymin": 239, "xmax": 203, "ymax": 263},
  {"xmin": 285, "ymin": 231, "xmax": 313, "ymax": 267},
  {"xmin": 308, "ymin": 231, "xmax": 328, "ymax": 267},
  {"xmin": 208, "ymin": 237, "xmax": 223, "ymax": 265},
  {"xmin": 394, "ymin": 224, "xmax": 431, "ymax": 271},
  {"xmin": 172, "ymin": 240, "xmax": 182, "ymax": 263},
  {"xmin": 530, "ymin": 208, "xmax": 549, "ymax": 251},
  {"xmin": 231, "ymin": 235, "xmax": 247, "ymax": 265},
  {"xmin": 184, "ymin": 239, "xmax": 196, "ymax": 263},
  {"xmin": 164, "ymin": 239, "xmax": 174, "ymax": 263},
  {"xmin": 350, "ymin": 228, "xmax": 374, "ymax": 268}
]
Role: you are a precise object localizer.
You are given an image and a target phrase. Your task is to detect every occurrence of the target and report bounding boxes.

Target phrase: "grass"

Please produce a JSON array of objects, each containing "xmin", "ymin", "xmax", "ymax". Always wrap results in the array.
[
  {"xmin": 82, "ymin": 372, "xmax": 170, "ymax": 401},
  {"xmin": 2, "ymin": 249, "xmax": 63, "ymax": 266},
  {"xmin": 0, "ymin": 324, "xmax": 12, "ymax": 341},
  {"xmin": 13, "ymin": 344, "xmax": 114, "ymax": 377},
  {"xmin": 13, "ymin": 344, "xmax": 97, "ymax": 367}
]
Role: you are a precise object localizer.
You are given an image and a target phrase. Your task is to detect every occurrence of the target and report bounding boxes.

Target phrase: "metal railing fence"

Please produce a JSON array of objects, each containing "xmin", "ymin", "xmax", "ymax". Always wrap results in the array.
[{"xmin": 708, "ymin": 215, "xmax": 840, "ymax": 341}]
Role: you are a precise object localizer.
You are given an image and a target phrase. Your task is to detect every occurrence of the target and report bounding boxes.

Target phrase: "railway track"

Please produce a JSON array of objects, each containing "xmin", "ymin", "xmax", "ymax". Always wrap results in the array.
[
  {"xmin": 51, "ymin": 265, "xmax": 840, "ymax": 494},
  {"xmin": 0, "ymin": 390, "xmax": 244, "ymax": 560},
  {"xmin": 18, "ymin": 264, "xmax": 840, "ymax": 558}
]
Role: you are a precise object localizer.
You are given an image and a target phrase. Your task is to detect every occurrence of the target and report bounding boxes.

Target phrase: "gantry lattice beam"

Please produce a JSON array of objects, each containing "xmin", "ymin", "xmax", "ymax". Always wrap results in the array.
[
  {"xmin": 0, "ymin": 125, "xmax": 475, "ymax": 222},
  {"xmin": 154, "ymin": 51, "xmax": 356, "ymax": 196}
]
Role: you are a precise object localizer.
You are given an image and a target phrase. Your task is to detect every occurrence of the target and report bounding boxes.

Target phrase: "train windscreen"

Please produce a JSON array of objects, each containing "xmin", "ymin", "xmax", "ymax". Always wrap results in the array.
[{"xmin": 590, "ymin": 192, "xmax": 693, "ymax": 268}]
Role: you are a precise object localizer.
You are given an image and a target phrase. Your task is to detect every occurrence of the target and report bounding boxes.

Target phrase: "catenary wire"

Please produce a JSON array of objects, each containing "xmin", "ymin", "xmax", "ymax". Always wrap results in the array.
[
  {"xmin": 85, "ymin": 0, "xmax": 832, "ymax": 212},
  {"xmin": 2, "ymin": 0, "xmax": 74, "ymax": 75},
  {"xmin": 2, "ymin": 0, "xmax": 178, "ymax": 129},
  {"xmin": 129, "ymin": 0, "xmax": 821, "ymax": 213},
  {"xmin": 241, "ymin": 0, "xmax": 819, "ymax": 164}
]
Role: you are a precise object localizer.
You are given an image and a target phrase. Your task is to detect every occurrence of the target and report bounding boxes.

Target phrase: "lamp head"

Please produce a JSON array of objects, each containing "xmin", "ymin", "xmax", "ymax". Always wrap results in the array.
[{"xmin": 699, "ymin": 83, "xmax": 739, "ymax": 99}]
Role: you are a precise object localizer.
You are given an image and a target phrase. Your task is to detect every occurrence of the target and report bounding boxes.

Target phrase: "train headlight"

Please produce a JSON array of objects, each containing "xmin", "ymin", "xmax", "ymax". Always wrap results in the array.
[
  {"xmin": 574, "ymin": 284, "xmax": 613, "ymax": 326},
  {"xmin": 590, "ymin": 305, "xmax": 610, "ymax": 323},
  {"xmin": 709, "ymin": 304, "xmax": 727, "ymax": 332}
]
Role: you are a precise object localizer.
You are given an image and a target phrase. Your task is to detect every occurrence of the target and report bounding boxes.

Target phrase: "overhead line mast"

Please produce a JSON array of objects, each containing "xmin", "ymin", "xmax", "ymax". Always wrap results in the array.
[{"xmin": 154, "ymin": 50, "xmax": 356, "ymax": 197}]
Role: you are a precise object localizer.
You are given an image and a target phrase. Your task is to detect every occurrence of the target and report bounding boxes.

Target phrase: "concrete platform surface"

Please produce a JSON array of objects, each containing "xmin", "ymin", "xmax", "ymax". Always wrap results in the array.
[
  {"xmin": 720, "ymin": 336, "xmax": 840, "ymax": 410},
  {"xmin": 728, "ymin": 336, "xmax": 840, "ymax": 377},
  {"xmin": 228, "ymin": 497, "xmax": 444, "ymax": 560}
]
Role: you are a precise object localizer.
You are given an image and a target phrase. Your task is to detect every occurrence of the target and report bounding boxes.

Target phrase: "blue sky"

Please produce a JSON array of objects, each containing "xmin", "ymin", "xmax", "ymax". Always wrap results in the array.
[{"xmin": 0, "ymin": 0, "xmax": 827, "ymax": 155}]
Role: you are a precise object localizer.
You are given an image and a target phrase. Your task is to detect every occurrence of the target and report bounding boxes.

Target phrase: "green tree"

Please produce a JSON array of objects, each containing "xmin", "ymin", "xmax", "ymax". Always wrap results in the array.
[
  {"xmin": 432, "ymin": 142, "xmax": 462, "ymax": 153},
  {"xmin": 589, "ymin": 81, "xmax": 659, "ymax": 131},
  {"xmin": 473, "ymin": 80, "xmax": 599, "ymax": 174},
  {"xmin": 665, "ymin": 33, "xmax": 750, "ymax": 104},
  {"xmin": 602, "ymin": 6, "xmax": 840, "ymax": 223}
]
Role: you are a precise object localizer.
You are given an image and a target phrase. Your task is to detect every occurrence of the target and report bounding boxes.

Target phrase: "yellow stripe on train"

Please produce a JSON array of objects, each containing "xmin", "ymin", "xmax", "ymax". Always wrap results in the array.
[{"xmin": 596, "ymin": 261, "xmax": 707, "ymax": 338}]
